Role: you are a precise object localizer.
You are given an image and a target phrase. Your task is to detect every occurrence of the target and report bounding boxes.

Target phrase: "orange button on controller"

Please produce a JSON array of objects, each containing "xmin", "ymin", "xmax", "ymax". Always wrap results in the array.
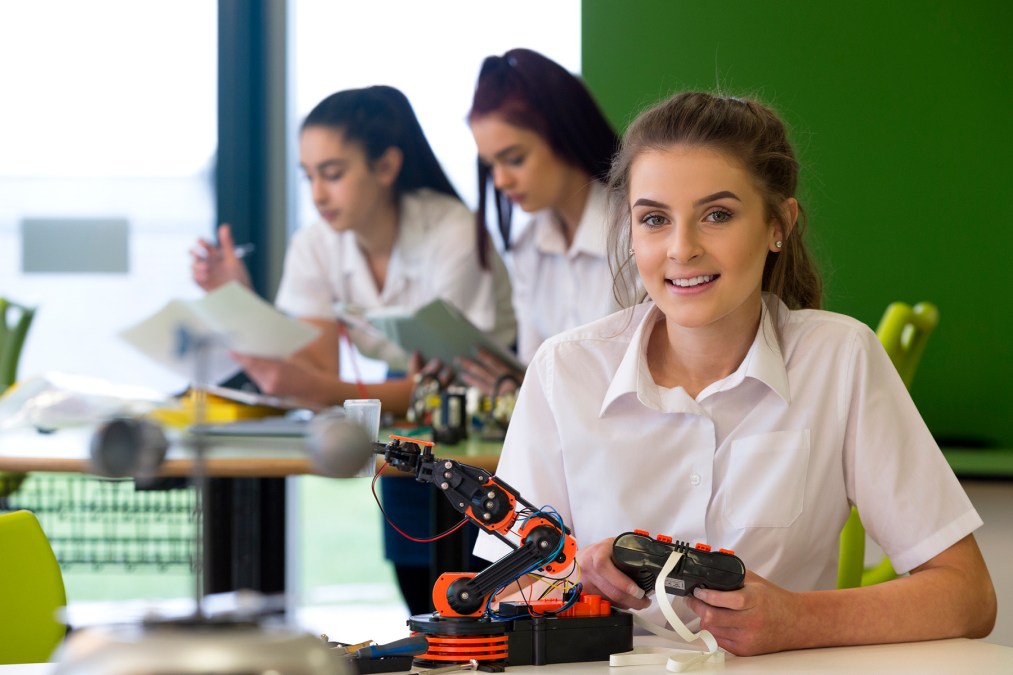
[
  {"xmin": 695, "ymin": 543, "xmax": 712, "ymax": 552},
  {"xmin": 656, "ymin": 534, "xmax": 672, "ymax": 543}
]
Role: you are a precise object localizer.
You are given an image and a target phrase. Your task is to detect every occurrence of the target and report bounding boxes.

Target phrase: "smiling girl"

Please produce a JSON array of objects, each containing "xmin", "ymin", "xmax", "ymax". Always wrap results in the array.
[
  {"xmin": 190, "ymin": 86, "xmax": 516, "ymax": 413},
  {"xmin": 475, "ymin": 91, "xmax": 994, "ymax": 655}
]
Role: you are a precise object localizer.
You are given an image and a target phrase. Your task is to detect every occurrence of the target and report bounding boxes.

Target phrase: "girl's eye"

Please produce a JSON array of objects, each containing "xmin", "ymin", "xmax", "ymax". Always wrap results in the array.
[
  {"xmin": 705, "ymin": 208, "xmax": 733, "ymax": 223},
  {"xmin": 322, "ymin": 171, "xmax": 344, "ymax": 182},
  {"xmin": 639, "ymin": 213, "xmax": 667, "ymax": 228},
  {"xmin": 505, "ymin": 155, "xmax": 525, "ymax": 168}
]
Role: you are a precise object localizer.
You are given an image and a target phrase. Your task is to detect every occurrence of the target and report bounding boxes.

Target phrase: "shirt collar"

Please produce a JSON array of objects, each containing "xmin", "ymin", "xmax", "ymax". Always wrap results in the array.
[
  {"xmin": 533, "ymin": 181, "xmax": 608, "ymax": 258},
  {"xmin": 336, "ymin": 191, "xmax": 422, "ymax": 302},
  {"xmin": 600, "ymin": 295, "xmax": 791, "ymax": 417},
  {"xmin": 744, "ymin": 294, "xmax": 791, "ymax": 403}
]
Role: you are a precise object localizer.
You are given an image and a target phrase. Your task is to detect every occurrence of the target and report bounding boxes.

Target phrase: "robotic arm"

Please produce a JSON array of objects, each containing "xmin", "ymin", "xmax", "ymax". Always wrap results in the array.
[{"xmin": 378, "ymin": 435, "xmax": 577, "ymax": 617}]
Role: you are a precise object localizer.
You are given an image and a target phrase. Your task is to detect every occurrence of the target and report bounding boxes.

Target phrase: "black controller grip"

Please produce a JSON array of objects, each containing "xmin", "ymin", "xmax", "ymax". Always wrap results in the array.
[{"xmin": 611, "ymin": 531, "xmax": 745, "ymax": 597}]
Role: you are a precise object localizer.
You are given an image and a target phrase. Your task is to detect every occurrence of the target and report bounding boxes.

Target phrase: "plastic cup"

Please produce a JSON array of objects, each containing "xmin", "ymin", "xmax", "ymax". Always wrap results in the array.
[{"xmin": 343, "ymin": 398, "xmax": 381, "ymax": 477}]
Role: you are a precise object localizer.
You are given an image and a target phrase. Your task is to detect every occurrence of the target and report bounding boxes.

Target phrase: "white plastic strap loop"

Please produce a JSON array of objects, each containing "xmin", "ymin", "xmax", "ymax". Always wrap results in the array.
[{"xmin": 609, "ymin": 550, "xmax": 724, "ymax": 672}]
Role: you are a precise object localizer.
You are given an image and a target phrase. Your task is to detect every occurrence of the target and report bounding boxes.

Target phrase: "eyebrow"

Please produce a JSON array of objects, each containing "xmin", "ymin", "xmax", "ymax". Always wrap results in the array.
[
  {"xmin": 484, "ymin": 144, "xmax": 524, "ymax": 163},
  {"xmin": 631, "ymin": 198, "xmax": 669, "ymax": 209},
  {"xmin": 301, "ymin": 159, "xmax": 348, "ymax": 172},
  {"xmin": 631, "ymin": 191, "xmax": 741, "ymax": 210},
  {"xmin": 694, "ymin": 190, "xmax": 741, "ymax": 206}
]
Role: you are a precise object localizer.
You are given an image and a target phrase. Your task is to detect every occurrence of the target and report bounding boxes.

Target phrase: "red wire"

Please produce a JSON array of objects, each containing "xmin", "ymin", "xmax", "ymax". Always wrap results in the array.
[
  {"xmin": 337, "ymin": 322, "xmax": 370, "ymax": 399},
  {"xmin": 371, "ymin": 462, "xmax": 469, "ymax": 542}
]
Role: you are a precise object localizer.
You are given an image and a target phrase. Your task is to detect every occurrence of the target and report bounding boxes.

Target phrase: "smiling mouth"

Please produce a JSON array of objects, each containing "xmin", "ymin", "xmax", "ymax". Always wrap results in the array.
[{"xmin": 667, "ymin": 274, "xmax": 718, "ymax": 288}]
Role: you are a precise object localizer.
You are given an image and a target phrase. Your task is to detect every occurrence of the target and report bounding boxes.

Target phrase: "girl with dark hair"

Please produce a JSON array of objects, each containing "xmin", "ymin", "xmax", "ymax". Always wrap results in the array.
[
  {"xmin": 190, "ymin": 86, "xmax": 516, "ymax": 413},
  {"xmin": 476, "ymin": 91, "xmax": 994, "ymax": 655},
  {"xmin": 455, "ymin": 48, "xmax": 626, "ymax": 394}
]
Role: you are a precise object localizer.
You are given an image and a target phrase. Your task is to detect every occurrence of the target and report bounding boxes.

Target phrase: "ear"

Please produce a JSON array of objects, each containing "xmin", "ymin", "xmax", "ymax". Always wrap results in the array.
[
  {"xmin": 372, "ymin": 146, "xmax": 403, "ymax": 188},
  {"xmin": 770, "ymin": 197, "xmax": 798, "ymax": 251}
]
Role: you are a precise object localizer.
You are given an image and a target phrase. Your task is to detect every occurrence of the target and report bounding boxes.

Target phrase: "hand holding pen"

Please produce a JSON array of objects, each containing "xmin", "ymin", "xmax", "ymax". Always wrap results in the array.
[{"xmin": 190, "ymin": 223, "xmax": 254, "ymax": 292}]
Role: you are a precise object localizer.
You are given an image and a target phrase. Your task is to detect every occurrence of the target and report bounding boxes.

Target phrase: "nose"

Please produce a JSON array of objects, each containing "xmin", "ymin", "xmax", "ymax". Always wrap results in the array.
[
  {"xmin": 668, "ymin": 223, "xmax": 702, "ymax": 264},
  {"xmin": 492, "ymin": 163, "xmax": 512, "ymax": 191},
  {"xmin": 310, "ymin": 177, "xmax": 328, "ymax": 206}
]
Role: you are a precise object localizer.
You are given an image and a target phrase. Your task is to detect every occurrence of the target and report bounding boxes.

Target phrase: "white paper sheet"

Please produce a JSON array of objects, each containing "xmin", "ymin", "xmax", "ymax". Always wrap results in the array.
[{"xmin": 117, "ymin": 282, "xmax": 320, "ymax": 385}]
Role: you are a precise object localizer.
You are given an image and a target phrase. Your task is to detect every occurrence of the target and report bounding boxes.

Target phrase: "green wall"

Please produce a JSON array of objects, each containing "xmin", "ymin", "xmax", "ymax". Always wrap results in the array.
[{"xmin": 582, "ymin": 0, "xmax": 1013, "ymax": 447}]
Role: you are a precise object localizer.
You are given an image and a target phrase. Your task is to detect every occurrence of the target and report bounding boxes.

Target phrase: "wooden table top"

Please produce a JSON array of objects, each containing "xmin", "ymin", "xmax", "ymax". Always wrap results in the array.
[{"xmin": 0, "ymin": 425, "xmax": 503, "ymax": 478}]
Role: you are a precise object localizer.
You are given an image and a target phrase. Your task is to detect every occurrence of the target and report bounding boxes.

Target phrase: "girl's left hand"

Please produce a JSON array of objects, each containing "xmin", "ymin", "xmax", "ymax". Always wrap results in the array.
[
  {"xmin": 683, "ymin": 570, "xmax": 803, "ymax": 656},
  {"xmin": 456, "ymin": 348, "xmax": 523, "ymax": 397}
]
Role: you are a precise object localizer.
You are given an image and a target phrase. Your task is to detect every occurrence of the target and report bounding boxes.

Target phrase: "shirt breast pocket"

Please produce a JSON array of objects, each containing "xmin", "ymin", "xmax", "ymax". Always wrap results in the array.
[{"xmin": 724, "ymin": 429, "xmax": 811, "ymax": 529}]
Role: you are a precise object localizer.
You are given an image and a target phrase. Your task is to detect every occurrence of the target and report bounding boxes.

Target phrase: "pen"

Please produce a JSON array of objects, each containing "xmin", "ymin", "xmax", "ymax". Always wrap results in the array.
[
  {"xmin": 232, "ymin": 243, "xmax": 256, "ymax": 259},
  {"xmin": 196, "ymin": 242, "xmax": 255, "ymax": 260}
]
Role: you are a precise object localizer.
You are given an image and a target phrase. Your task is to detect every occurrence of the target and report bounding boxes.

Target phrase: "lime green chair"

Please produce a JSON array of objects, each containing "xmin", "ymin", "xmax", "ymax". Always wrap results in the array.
[
  {"xmin": 0, "ymin": 510, "xmax": 68, "ymax": 663},
  {"xmin": 1, "ymin": 297, "xmax": 36, "ymax": 499},
  {"xmin": 1, "ymin": 297, "xmax": 35, "ymax": 388},
  {"xmin": 837, "ymin": 301, "xmax": 940, "ymax": 589}
]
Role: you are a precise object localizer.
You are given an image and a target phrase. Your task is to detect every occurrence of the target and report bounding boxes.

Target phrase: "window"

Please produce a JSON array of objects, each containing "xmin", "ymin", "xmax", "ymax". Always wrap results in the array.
[{"xmin": 0, "ymin": 0, "xmax": 216, "ymax": 394}]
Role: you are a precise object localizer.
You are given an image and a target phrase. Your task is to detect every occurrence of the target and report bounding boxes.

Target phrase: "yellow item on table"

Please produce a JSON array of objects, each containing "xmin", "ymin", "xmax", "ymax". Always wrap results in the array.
[{"xmin": 149, "ymin": 389, "xmax": 284, "ymax": 428}]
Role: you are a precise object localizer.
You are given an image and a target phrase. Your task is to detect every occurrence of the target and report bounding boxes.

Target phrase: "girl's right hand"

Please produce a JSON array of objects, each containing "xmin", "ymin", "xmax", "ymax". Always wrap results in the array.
[
  {"xmin": 575, "ymin": 537, "xmax": 652, "ymax": 611},
  {"xmin": 190, "ymin": 223, "xmax": 252, "ymax": 292}
]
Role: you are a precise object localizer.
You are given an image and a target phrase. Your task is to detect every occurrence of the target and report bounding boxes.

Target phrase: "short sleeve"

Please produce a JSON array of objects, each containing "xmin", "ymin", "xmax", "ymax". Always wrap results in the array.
[
  {"xmin": 843, "ymin": 326, "xmax": 981, "ymax": 573},
  {"xmin": 274, "ymin": 225, "xmax": 338, "ymax": 319}
]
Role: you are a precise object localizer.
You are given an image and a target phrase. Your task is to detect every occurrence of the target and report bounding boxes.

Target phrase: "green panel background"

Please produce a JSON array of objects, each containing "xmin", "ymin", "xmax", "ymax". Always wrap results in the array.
[{"xmin": 582, "ymin": 0, "xmax": 1013, "ymax": 447}]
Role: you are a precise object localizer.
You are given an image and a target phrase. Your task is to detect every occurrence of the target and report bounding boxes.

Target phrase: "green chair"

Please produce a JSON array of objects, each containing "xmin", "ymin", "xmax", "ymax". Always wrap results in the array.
[
  {"xmin": 1, "ymin": 297, "xmax": 35, "ymax": 389},
  {"xmin": 837, "ymin": 301, "xmax": 940, "ymax": 589},
  {"xmin": 1, "ymin": 297, "xmax": 36, "ymax": 499},
  {"xmin": 0, "ymin": 510, "xmax": 68, "ymax": 663}
]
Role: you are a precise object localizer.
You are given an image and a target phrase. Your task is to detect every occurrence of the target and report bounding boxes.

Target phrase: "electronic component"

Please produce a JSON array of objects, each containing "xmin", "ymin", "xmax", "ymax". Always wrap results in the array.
[
  {"xmin": 374, "ymin": 436, "xmax": 632, "ymax": 668},
  {"xmin": 611, "ymin": 530, "xmax": 745, "ymax": 596}
]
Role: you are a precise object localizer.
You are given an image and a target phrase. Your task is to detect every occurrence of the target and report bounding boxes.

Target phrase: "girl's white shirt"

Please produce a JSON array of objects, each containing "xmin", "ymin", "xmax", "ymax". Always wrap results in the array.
[
  {"xmin": 274, "ymin": 188, "xmax": 517, "ymax": 365},
  {"xmin": 507, "ymin": 180, "xmax": 623, "ymax": 364},
  {"xmin": 475, "ymin": 295, "xmax": 980, "ymax": 626}
]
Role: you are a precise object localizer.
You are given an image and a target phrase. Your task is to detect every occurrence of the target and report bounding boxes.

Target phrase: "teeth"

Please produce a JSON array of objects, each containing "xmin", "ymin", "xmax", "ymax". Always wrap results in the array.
[{"xmin": 672, "ymin": 275, "xmax": 715, "ymax": 287}]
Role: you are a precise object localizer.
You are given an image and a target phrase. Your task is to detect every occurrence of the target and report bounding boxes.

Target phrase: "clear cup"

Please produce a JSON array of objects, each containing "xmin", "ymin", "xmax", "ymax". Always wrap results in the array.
[{"xmin": 343, "ymin": 398, "xmax": 381, "ymax": 477}]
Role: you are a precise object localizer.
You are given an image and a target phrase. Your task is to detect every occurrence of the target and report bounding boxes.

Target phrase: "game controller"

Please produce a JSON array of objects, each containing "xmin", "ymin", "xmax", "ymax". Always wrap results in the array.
[{"xmin": 611, "ymin": 530, "xmax": 745, "ymax": 596}]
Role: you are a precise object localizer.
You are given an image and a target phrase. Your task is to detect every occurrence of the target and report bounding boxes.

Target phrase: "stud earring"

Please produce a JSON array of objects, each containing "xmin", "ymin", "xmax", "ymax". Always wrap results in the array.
[
  {"xmin": 628, "ymin": 248, "xmax": 635, "ymax": 256},
  {"xmin": 775, "ymin": 241, "xmax": 783, "ymax": 248}
]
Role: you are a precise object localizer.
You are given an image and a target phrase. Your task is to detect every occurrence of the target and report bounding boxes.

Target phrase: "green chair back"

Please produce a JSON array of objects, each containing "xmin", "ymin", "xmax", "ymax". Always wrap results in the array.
[
  {"xmin": 1, "ymin": 297, "xmax": 36, "ymax": 389},
  {"xmin": 0, "ymin": 510, "xmax": 67, "ymax": 663},
  {"xmin": 876, "ymin": 302, "xmax": 940, "ymax": 389},
  {"xmin": 837, "ymin": 301, "xmax": 939, "ymax": 589},
  {"xmin": 1, "ymin": 298, "xmax": 35, "ymax": 498}
]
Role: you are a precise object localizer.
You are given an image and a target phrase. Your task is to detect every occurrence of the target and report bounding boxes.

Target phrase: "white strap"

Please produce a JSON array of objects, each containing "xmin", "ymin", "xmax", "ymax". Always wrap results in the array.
[{"xmin": 609, "ymin": 550, "xmax": 724, "ymax": 672}]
